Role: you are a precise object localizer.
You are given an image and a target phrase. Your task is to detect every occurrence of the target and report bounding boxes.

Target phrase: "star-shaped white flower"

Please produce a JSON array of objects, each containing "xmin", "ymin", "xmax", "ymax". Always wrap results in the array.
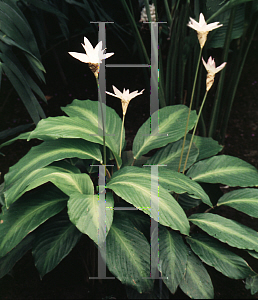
[
  {"xmin": 69, "ymin": 37, "xmax": 114, "ymax": 77},
  {"xmin": 69, "ymin": 36, "xmax": 114, "ymax": 64},
  {"xmin": 187, "ymin": 13, "xmax": 223, "ymax": 48},
  {"xmin": 202, "ymin": 56, "xmax": 226, "ymax": 91},
  {"xmin": 188, "ymin": 13, "xmax": 223, "ymax": 32},
  {"xmin": 202, "ymin": 56, "xmax": 226, "ymax": 74},
  {"xmin": 106, "ymin": 85, "xmax": 144, "ymax": 115}
]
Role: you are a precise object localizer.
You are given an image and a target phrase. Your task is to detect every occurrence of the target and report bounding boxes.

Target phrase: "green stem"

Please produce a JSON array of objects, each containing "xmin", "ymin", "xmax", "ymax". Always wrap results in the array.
[
  {"xmin": 177, "ymin": 48, "xmax": 202, "ymax": 172},
  {"xmin": 119, "ymin": 114, "xmax": 125, "ymax": 157},
  {"xmin": 183, "ymin": 90, "xmax": 208, "ymax": 174},
  {"xmin": 95, "ymin": 77, "xmax": 106, "ymax": 167}
]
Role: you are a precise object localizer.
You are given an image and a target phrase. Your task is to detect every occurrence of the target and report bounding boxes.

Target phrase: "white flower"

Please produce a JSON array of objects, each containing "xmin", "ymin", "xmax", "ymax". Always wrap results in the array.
[
  {"xmin": 106, "ymin": 85, "xmax": 144, "ymax": 115},
  {"xmin": 69, "ymin": 36, "xmax": 114, "ymax": 64},
  {"xmin": 202, "ymin": 56, "xmax": 226, "ymax": 75},
  {"xmin": 69, "ymin": 37, "xmax": 114, "ymax": 77},
  {"xmin": 202, "ymin": 56, "xmax": 227, "ymax": 91},
  {"xmin": 140, "ymin": 3, "xmax": 156, "ymax": 22},
  {"xmin": 187, "ymin": 13, "xmax": 223, "ymax": 48}
]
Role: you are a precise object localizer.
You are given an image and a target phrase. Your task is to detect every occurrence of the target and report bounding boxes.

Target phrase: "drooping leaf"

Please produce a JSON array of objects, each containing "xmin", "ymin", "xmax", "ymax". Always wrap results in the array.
[
  {"xmin": 146, "ymin": 139, "xmax": 199, "ymax": 172},
  {"xmin": 105, "ymin": 212, "xmax": 153, "ymax": 293},
  {"xmin": 0, "ymin": 187, "xmax": 68, "ymax": 258},
  {"xmin": 157, "ymin": 168, "xmax": 212, "ymax": 207},
  {"xmin": 187, "ymin": 155, "xmax": 258, "ymax": 187},
  {"xmin": 68, "ymin": 192, "xmax": 114, "ymax": 244},
  {"xmin": 4, "ymin": 138, "xmax": 102, "ymax": 193},
  {"xmin": 158, "ymin": 226, "xmax": 188, "ymax": 294},
  {"xmin": 32, "ymin": 212, "xmax": 82, "ymax": 278},
  {"xmin": 189, "ymin": 213, "xmax": 258, "ymax": 251},
  {"xmin": 106, "ymin": 166, "xmax": 190, "ymax": 235},
  {"xmin": 133, "ymin": 105, "xmax": 197, "ymax": 160},
  {"xmin": 186, "ymin": 234, "xmax": 255, "ymax": 279},
  {"xmin": 217, "ymin": 188, "xmax": 258, "ymax": 218},
  {"xmin": 179, "ymin": 249, "xmax": 214, "ymax": 299},
  {"xmin": 4, "ymin": 161, "xmax": 83, "ymax": 207}
]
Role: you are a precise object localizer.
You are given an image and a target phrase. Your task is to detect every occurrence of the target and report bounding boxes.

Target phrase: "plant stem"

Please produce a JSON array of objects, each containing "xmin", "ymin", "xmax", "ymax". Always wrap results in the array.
[
  {"xmin": 183, "ymin": 90, "xmax": 208, "ymax": 174},
  {"xmin": 119, "ymin": 114, "xmax": 125, "ymax": 157},
  {"xmin": 95, "ymin": 77, "xmax": 106, "ymax": 167},
  {"xmin": 177, "ymin": 48, "xmax": 202, "ymax": 172}
]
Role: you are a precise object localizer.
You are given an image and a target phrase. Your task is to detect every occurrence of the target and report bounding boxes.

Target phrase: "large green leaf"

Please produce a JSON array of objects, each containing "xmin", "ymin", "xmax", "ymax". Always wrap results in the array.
[
  {"xmin": 217, "ymin": 188, "xmax": 258, "ymax": 218},
  {"xmin": 189, "ymin": 213, "xmax": 258, "ymax": 251},
  {"xmin": 158, "ymin": 168, "xmax": 212, "ymax": 207},
  {"xmin": 61, "ymin": 99, "xmax": 124, "ymax": 149},
  {"xmin": 132, "ymin": 105, "xmax": 197, "ymax": 160},
  {"xmin": 186, "ymin": 134, "xmax": 223, "ymax": 161},
  {"xmin": 4, "ymin": 162, "xmax": 83, "ymax": 207},
  {"xmin": 106, "ymin": 167, "xmax": 190, "ymax": 235},
  {"xmin": 146, "ymin": 139, "xmax": 199, "ymax": 172},
  {"xmin": 179, "ymin": 249, "xmax": 214, "ymax": 299},
  {"xmin": 0, "ymin": 187, "xmax": 68, "ymax": 258},
  {"xmin": 186, "ymin": 234, "xmax": 255, "ymax": 279},
  {"xmin": 0, "ymin": 233, "xmax": 34, "ymax": 279},
  {"xmin": 27, "ymin": 112, "xmax": 122, "ymax": 166},
  {"xmin": 187, "ymin": 155, "xmax": 258, "ymax": 187},
  {"xmin": 158, "ymin": 226, "xmax": 188, "ymax": 294},
  {"xmin": 105, "ymin": 213, "xmax": 153, "ymax": 293},
  {"xmin": 68, "ymin": 192, "xmax": 114, "ymax": 244},
  {"xmin": 4, "ymin": 138, "xmax": 102, "ymax": 192},
  {"xmin": 32, "ymin": 212, "xmax": 82, "ymax": 278}
]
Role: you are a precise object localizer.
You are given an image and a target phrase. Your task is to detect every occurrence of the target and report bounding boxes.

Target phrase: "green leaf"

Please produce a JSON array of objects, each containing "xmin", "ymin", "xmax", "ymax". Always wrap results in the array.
[
  {"xmin": 159, "ymin": 226, "xmax": 188, "ymax": 294},
  {"xmin": 178, "ymin": 193, "xmax": 202, "ymax": 210},
  {"xmin": 4, "ymin": 161, "xmax": 83, "ymax": 207},
  {"xmin": 132, "ymin": 105, "xmax": 197, "ymax": 160},
  {"xmin": 61, "ymin": 99, "xmax": 125, "ymax": 156},
  {"xmin": 217, "ymin": 188, "xmax": 258, "ymax": 218},
  {"xmin": 105, "ymin": 212, "xmax": 153, "ymax": 293},
  {"xmin": 28, "ymin": 100, "xmax": 123, "ymax": 166},
  {"xmin": 68, "ymin": 192, "xmax": 114, "ymax": 244},
  {"xmin": 0, "ymin": 124, "xmax": 33, "ymax": 140},
  {"xmin": 245, "ymin": 274, "xmax": 258, "ymax": 295},
  {"xmin": 106, "ymin": 167, "xmax": 190, "ymax": 235},
  {"xmin": 0, "ymin": 233, "xmax": 34, "ymax": 279},
  {"xmin": 32, "ymin": 212, "xmax": 82, "ymax": 278},
  {"xmin": 207, "ymin": 4, "xmax": 246, "ymax": 48},
  {"xmin": 146, "ymin": 139, "xmax": 199, "ymax": 172},
  {"xmin": 0, "ymin": 187, "xmax": 68, "ymax": 258},
  {"xmin": 26, "ymin": 0, "xmax": 68, "ymax": 19},
  {"xmin": 158, "ymin": 168, "xmax": 212, "ymax": 207},
  {"xmin": 186, "ymin": 234, "xmax": 255, "ymax": 279},
  {"xmin": 186, "ymin": 134, "xmax": 223, "ymax": 161},
  {"xmin": 179, "ymin": 250, "xmax": 214, "ymax": 299},
  {"xmin": 189, "ymin": 213, "xmax": 258, "ymax": 251},
  {"xmin": 4, "ymin": 138, "xmax": 102, "ymax": 193},
  {"xmin": 187, "ymin": 155, "xmax": 258, "ymax": 187},
  {"xmin": 0, "ymin": 131, "xmax": 30, "ymax": 149}
]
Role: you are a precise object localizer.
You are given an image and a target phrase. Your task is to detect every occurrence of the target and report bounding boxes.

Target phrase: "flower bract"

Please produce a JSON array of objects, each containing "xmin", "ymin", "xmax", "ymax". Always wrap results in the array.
[
  {"xmin": 106, "ymin": 86, "xmax": 144, "ymax": 115},
  {"xmin": 202, "ymin": 56, "xmax": 227, "ymax": 91}
]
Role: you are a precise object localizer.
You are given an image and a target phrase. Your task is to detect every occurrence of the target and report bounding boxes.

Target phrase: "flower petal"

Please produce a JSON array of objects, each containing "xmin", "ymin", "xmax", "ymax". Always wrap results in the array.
[{"xmin": 68, "ymin": 52, "xmax": 90, "ymax": 63}]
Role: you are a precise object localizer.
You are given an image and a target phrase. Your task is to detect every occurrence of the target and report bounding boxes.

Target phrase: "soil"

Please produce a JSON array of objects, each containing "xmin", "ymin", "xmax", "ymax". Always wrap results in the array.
[{"xmin": 0, "ymin": 28, "xmax": 258, "ymax": 299}]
